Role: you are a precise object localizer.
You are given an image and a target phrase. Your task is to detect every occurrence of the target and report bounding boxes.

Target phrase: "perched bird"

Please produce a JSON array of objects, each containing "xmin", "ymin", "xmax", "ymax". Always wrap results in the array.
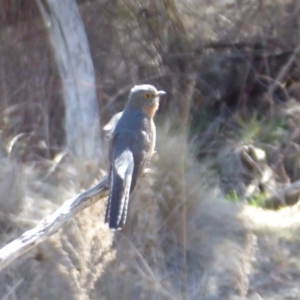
[
  {"xmin": 103, "ymin": 111, "xmax": 123, "ymax": 140},
  {"xmin": 105, "ymin": 84, "xmax": 166, "ymax": 230}
]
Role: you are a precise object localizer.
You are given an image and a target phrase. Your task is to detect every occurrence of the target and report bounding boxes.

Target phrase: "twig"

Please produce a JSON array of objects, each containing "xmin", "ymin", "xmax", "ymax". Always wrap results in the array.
[
  {"xmin": 0, "ymin": 175, "xmax": 109, "ymax": 271},
  {"xmin": 268, "ymin": 43, "xmax": 300, "ymax": 97}
]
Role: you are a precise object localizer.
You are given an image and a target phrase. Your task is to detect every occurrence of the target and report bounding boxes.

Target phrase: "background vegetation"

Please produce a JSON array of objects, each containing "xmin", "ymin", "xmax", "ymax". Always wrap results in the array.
[{"xmin": 0, "ymin": 0, "xmax": 300, "ymax": 299}]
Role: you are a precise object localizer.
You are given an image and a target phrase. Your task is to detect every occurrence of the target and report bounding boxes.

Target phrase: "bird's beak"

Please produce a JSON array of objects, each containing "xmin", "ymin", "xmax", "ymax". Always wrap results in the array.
[{"xmin": 157, "ymin": 91, "xmax": 166, "ymax": 96}]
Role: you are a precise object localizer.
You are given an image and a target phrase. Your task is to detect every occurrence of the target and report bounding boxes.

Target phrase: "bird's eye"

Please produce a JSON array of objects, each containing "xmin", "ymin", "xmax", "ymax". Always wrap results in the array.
[{"xmin": 144, "ymin": 93, "xmax": 152, "ymax": 99}]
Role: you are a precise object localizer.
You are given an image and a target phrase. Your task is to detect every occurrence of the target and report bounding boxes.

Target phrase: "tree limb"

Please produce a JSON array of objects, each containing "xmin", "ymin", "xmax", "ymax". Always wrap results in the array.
[
  {"xmin": 265, "ymin": 179, "xmax": 300, "ymax": 209},
  {"xmin": 0, "ymin": 175, "xmax": 109, "ymax": 272}
]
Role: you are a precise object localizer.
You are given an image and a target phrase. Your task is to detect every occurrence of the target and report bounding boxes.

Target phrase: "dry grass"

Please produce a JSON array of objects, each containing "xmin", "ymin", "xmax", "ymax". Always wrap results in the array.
[
  {"xmin": 0, "ymin": 156, "xmax": 114, "ymax": 300},
  {"xmin": 1, "ymin": 0, "xmax": 300, "ymax": 299},
  {"xmin": 96, "ymin": 124, "xmax": 247, "ymax": 299},
  {"xmin": 1, "ymin": 120, "xmax": 300, "ymax": 299}
]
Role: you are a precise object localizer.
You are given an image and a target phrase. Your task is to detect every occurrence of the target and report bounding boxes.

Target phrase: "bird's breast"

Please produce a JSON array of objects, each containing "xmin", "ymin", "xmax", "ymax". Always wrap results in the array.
[
  {"xmin": 148, "ymin": 119, "xmax": 156, "ymax": 159},
  {"xmin": 142, "ymin": 102, "xmax": 159, "ymax": 119}
]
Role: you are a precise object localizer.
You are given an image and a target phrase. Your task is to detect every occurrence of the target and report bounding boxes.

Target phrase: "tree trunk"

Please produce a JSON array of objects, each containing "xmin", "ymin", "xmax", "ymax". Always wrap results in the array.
[{"xmin": 36, "ymin": 0, "xmax": 101, "ymax": 161}]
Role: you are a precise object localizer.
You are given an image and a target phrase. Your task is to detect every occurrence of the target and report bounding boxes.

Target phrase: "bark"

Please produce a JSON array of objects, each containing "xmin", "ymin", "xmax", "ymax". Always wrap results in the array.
[
  {"xmin": 0, "ymin": 168, "xmax": 151, "ymax": 271},
  {"xmin": 36, "ymin": 0, "xmax": 101, "ymax": 161},
  {"xmin": 0, "ymin": 175, "xmax": 109, "ymax": 271}
]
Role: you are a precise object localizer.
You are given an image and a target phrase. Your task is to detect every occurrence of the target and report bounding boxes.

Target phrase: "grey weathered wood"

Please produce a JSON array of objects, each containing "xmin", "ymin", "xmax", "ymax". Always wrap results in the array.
[
  {"xmin": 36, "ymin": 0, "xmax": 102, "ymax": 160},
  {"xmin": 0, "ymin": 175, "xmax": 109, "ymax": 272},
  {"xmin": 0, "ymin": 167, "xmax": 155, "ymax": 271}
]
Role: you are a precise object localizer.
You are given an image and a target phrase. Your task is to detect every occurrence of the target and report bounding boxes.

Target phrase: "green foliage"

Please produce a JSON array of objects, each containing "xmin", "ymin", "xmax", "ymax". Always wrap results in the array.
[
  {"xmin": 225, "ymin": 189, "xmax": 240, "ymax": 203},
  {"xmin": 226, "ymin": 189, "xmax": 267, "ymax": 207},
  {"xmin": 248, "ymin": 192, "xmax": 266, "ymax": 207},
  {"xmin": 258, "ymin": 115, "xmax": 288, "ymax": 144},
  {"xmin": 223, "ymin": 112, "xmax": 289, "ymax": 146},
  {"xmin": 236, "ymin": 113, "xmax": 261, "ymax": 143}
]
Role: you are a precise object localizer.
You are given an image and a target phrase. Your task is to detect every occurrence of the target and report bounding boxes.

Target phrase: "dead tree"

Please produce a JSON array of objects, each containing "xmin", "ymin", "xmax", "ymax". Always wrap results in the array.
[{"xmin": 36, "ymin": 0, "xmax": 102, "ymax": 161}]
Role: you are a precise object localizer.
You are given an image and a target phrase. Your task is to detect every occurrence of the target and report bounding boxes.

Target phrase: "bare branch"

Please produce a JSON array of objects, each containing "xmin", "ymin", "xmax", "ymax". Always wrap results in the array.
[
  {"xmin": 265, "ymin": 179, "xmax": 300, "ymax": 209},
  {"xmin": 268, "ymin": 43, "xmax": 300, "ymax": 96},
  {"xmin": 0, "ymin": 176, "xmax": 109, "ymax": 272}
]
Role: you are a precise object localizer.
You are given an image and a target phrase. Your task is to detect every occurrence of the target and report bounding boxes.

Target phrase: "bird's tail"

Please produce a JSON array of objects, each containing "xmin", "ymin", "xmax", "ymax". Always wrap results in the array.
[{"xmin": 105, "ymin": 149, "xmax": 134, "ymax": 230}]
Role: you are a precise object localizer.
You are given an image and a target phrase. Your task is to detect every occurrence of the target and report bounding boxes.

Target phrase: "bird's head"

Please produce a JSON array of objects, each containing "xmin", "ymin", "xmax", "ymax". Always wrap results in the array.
[{"xmin": 127, "ymin": 84, "xmax": 166, "ymax": 118}]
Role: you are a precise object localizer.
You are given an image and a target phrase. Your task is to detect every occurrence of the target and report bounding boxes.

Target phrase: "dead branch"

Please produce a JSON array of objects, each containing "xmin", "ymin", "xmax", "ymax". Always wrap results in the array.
[
  {"xmin": 268, "ymin": 43, "xmax": 300, "ymax": 97},
  {"xmin": 0, "ymin": 175, "xmax": 109, "ymax": 272},
  {"xmin": 265, "ymin": 179, "xmax": 300, "ymax": 209}
]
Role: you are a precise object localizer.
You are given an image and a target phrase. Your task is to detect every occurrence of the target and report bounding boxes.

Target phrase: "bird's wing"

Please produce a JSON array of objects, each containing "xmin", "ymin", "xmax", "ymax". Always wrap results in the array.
[
  {"xmin": 105, "ymin": 147, "xmax": 134, "ymax": 230},
  {"xmin": 103, "ymin": 111, "xmax": 123, "ymax": 140}
]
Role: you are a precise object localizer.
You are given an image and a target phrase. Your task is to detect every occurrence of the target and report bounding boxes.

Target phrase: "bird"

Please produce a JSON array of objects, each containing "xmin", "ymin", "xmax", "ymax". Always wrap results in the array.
[
  {"xmin": 103, "ymin": 111, "xmax": 123, "ymax": 140},
  {"xmin": 105, "ymin": 84, "xmax": 166, "ymax": 230}
]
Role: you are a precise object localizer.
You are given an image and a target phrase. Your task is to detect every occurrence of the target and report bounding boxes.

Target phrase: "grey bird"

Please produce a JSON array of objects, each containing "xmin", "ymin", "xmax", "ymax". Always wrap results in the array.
[
  {"xmin": 103, "ymin": 111, "xmax": 123, "ymax": 140},
  {"xmin": 105, "ymin": 84, "xmax": 166, "ymax": 230}
]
